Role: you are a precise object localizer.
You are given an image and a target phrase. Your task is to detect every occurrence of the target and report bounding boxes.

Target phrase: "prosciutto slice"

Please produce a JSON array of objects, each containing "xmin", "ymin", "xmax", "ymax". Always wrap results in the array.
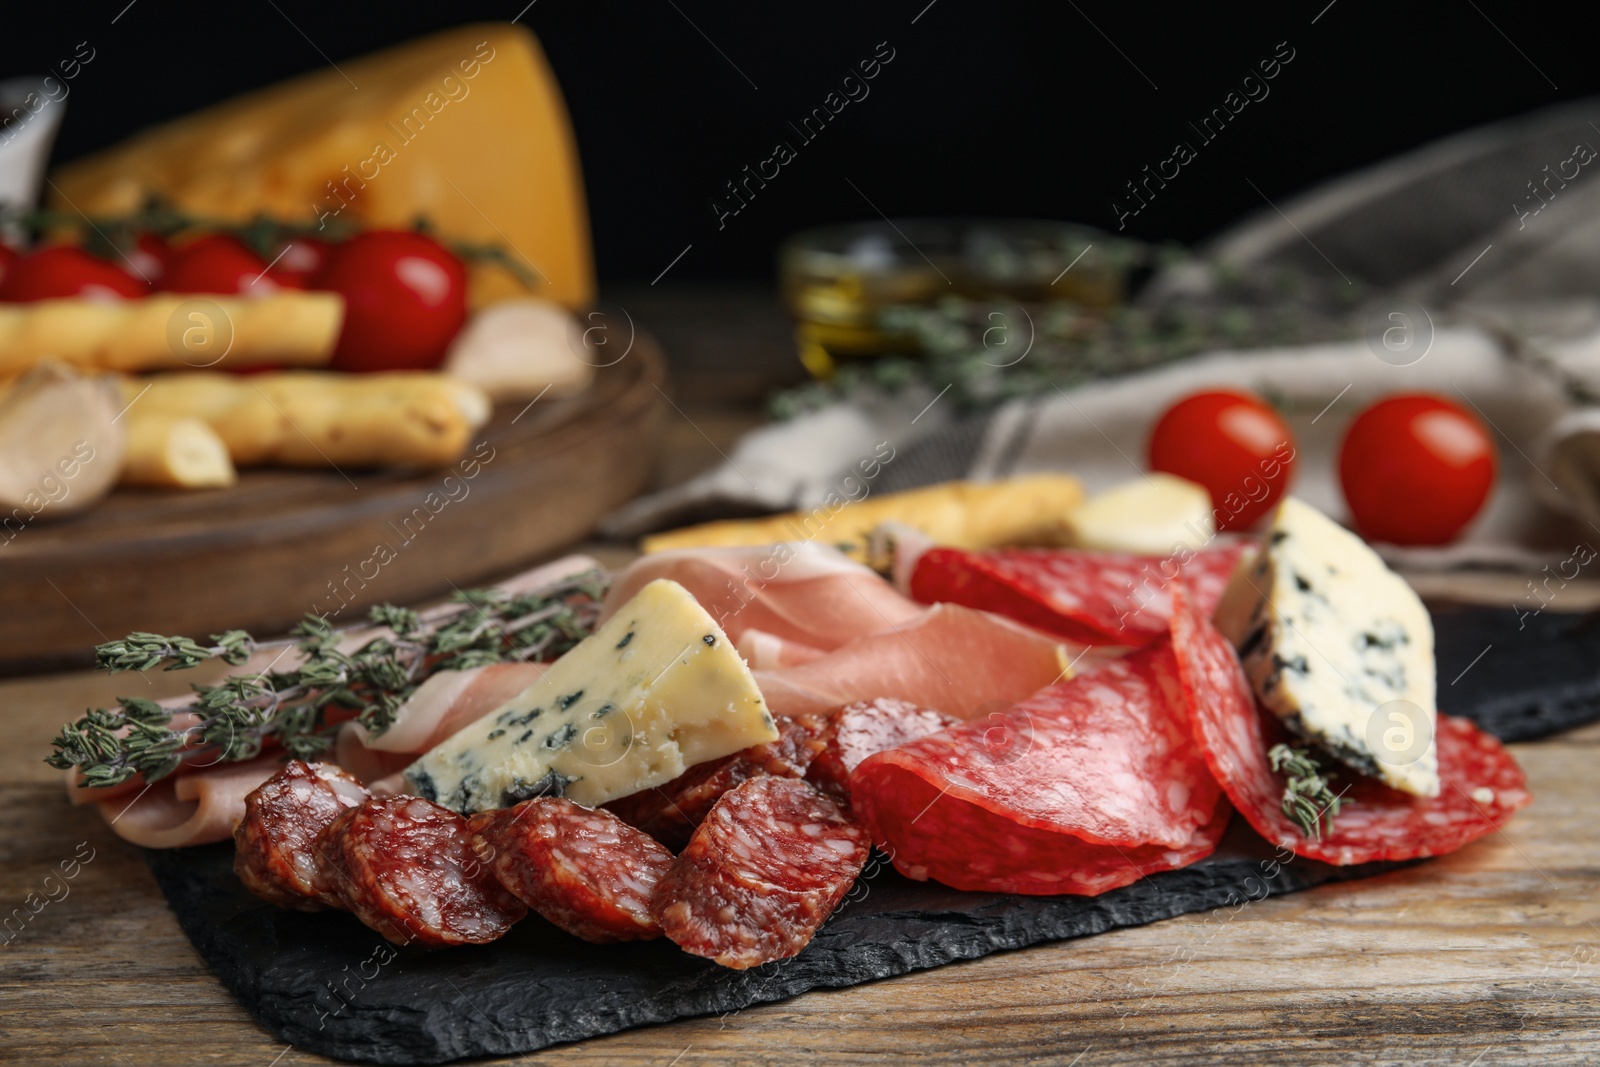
[
  {"xmin": 600, "ymin": 542, "xmax": 923, "ymax": 653},
  {"xmin": 753, "ymin": 602, "xmax": 1073, "ymax": 722}
]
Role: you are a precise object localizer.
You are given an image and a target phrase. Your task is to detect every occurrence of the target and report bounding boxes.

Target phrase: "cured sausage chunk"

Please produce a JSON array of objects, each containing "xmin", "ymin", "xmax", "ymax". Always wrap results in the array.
[
  {"xmin": 470, "ymin": 798, "xmax": 673, "ymax": 943},
  {"xmin": 652, "ymin": 777, "xmax": 869, "ymax": 969},
  {"xmin": 605, "ymin": 712, "xmax": 830, "ymax": 849},
  {"xmin": 318, "ymin": 795, "xmax": 526, "ymax": 947},
  {"xmin": 909, "ymin": 543, "xmax": 1247, "ymax": 646},
  {"xmin": 805, "ymin": 698, "xmax": 958, "ymax": 804},
  {"xmin": 849, "ymin": 640, "xmax": 1228, "ymax": 895},
  {"xmin": 233, "ymin": 760, "xmax": 369, "ymax": 910},
  {"xmin": 1168, "ymin": 581, "xmax": 1531, "ymax": 865}
]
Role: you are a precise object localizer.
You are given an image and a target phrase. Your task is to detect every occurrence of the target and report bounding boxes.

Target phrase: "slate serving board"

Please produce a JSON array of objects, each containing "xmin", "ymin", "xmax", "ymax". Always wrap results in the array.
[{"xmin": 145, "ymin": 604, "xmax": 1600, "ymax": 1065}]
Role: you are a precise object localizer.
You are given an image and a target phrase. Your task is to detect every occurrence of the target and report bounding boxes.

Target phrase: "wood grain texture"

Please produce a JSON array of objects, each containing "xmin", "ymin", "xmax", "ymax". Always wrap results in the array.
[
  {"xmin": 1, "ymin": 639, "xmax": 1596, "ymax": 1066},
  {"xmin": 0, "ymin": 338, "xmax": 665, "ymax": 672}
]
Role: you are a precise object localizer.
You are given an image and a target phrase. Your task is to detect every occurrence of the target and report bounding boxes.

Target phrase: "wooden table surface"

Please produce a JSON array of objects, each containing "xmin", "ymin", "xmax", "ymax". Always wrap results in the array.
[{"xmin": 4, "ymin": 288, "xmax": 1599, "ymax": 1066}]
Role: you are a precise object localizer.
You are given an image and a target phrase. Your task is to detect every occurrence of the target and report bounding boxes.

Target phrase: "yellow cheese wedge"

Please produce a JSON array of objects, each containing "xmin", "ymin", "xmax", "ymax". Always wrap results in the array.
[{"xmin": 50, "ymin": 24, "xmax": 593, "ymax": 310}]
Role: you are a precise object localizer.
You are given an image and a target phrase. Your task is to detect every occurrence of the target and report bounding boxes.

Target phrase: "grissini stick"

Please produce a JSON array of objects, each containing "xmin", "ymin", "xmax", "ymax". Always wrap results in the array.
[
  {"xmin": 120, "ymin": 371, "xmax": 491, "ymax": 469},
  {"xmin": 0, "ymin": 291, "xmax": 343, "ymax": 374},
  {"xmin": 0, "ymin": 362, "xmax": 125, "ymax": 518},
  {"xmin": 118, "ymin": 413, "xmax": 237, "ymax": 489}
]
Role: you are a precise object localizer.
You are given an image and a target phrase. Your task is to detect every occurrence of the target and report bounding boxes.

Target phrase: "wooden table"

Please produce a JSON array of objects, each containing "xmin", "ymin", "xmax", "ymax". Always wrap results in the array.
[{"xmin": 4, "ymin": 288, "xmax": 1598, "ymax": 1066}]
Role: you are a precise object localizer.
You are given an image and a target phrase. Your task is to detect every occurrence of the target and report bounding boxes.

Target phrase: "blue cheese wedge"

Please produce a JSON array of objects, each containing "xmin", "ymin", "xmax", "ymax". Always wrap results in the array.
[
  {"xmin": 404, "ymin": 578, "xmax": 778, "ymax": 812},
  {"xmin": 1214, "ymin": 497, "xmax": 1439, "ymax": 797}
]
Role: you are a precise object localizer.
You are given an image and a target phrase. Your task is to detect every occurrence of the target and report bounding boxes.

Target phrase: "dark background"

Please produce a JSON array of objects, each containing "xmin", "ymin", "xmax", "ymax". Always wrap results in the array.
[{"xmin": 3, "ymin": 0, "xmax": 1595, "ymax": 282}]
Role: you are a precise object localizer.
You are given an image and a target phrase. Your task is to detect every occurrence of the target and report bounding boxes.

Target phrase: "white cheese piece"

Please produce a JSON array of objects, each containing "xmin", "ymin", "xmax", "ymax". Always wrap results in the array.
[
  {"xmin": 443, "ymin": 298, "xmax": 596, "ymax": 402},
  {"xmin": 405, "ymin": 578, "xmax": 778, "ymax": 812},
  {"xmin": 1060, "ymin": 473, "xmax": 1214, "ymax": 555},
  {"xmin": 1214, "ymin": 497, "xmax": 1439, "ymax": 797}
]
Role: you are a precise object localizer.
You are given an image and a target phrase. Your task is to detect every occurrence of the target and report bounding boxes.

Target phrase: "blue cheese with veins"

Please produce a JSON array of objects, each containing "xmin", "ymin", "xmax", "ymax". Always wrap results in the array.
[
  {"xmin": 1213, "ymin": 497, "xmax": 1439, "ymax": 798},
  {"xmin": 404, "ymin": 578, "xmax": 778, "ymax": 813}
]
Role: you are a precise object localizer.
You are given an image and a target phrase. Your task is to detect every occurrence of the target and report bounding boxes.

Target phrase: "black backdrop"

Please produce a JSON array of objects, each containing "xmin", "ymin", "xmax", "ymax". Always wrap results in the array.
[{"xmin": 3, "ymin": 1, "xmax": 1598, "ymax": 282}]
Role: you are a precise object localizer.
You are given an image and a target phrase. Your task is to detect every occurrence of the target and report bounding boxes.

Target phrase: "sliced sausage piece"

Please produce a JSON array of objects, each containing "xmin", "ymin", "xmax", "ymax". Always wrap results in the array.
[
  {"xmin": 805, "ymin": 698, "xmax": 959, "ymax": 804},
  {"xmin": 605, "ymin": 712, "xmax": 830, "ymax": 849},
  {"xmin": 233, "ymin": 760, "xmax": 369, "ymax": 910},
  {"xmin": 470, "ymin": 798, "xmax": 674, "ymax": 943},
  {"xmin": 317, "ymin": 795, "xmax": 526, "ymax": 947},
  {"xmin": 652, "ymin": 777, "xmax": 869, "ymax": 969}
]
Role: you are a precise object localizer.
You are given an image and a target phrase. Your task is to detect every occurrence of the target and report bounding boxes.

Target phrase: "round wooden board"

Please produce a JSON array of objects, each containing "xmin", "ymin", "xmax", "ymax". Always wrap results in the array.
[{"xmin": 0, "ymin": 336, "xmax": 667, "ymax": 672}]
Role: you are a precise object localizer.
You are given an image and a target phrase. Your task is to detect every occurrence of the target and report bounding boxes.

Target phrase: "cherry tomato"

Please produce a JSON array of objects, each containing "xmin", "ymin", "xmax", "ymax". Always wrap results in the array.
[
  {"xmin": 267, "ymin": 236, "xmax": 329, "ymax": 287},
  {"xmin": 120, "ymin": 232, "xmax": 173, "ymax": 286},
  {"xmin": 164, "ymin": 234, "xmax": 287, "ymax": 296},
  {"xmin": 0, "ymin": 244, "xmax": 19, "ymax": 288},
  {"xmin": 1338, "ymin": 394, "xmax": 1496, "ymax": 545},
  {"xmin": 314, "ymin": 230, "xmax": 468, "ymax": 372},
  {"xmin": 0, "ymin": 245, "xmax": 150, "ymax": 302},
  {"xmin": 1147, "ymin": 389, "xmax": 1298, "ymax": 531}
]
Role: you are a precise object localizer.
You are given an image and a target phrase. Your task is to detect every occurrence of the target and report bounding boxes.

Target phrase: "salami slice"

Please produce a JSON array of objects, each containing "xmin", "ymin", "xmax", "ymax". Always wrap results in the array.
[
  {"xmin": 317, "ymin": 795, "xmax": 527, "ymax": 947},
  {"xmin": 652, "ymin": 777, "xmax": 869, "ymax": 969},
  {"xmin": 1168, "ymin": 581, "xmax": 1532, "ymax": 865},
  {"xmin": 605, "ymin": 712, "xmax": 830, "ymax": 849},
  {"xmin": 805, "ymin": 698, "xmax": 959, "ymax": 803},
  {"xmin": 470, "ymin": 798, "xmax": 673, "ymax": 943},
  {"xmin": 849, "ymin": 641, "xmax": 1226, "ymax": 895},
  {"xmin": 908, "ymin": 543, "xmax": 1248, "ymax": 646},
  {"xmin": 233, "ymin": 760, "xmax": 369, "ymax": 910}
]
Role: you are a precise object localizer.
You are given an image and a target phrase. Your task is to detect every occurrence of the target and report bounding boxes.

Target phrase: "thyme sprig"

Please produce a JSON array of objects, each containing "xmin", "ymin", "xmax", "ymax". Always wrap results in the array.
[
  {"xmin": 46, "ymin": 569, "xmax": 609, "ymax": 789},
  {"xmin": 1268, "ymin": 743, "xmax": 1346, "ymax": 840}
]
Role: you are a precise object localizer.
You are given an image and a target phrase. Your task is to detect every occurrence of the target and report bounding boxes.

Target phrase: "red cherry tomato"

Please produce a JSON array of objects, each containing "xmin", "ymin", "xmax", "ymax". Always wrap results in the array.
[
  {"xmin": 314, "ymin": 231, "xmax": 468, "ymax": 372},
  {"xmin": 267, "ymin": 236, "xmax": 329, "ymax": 287},
  {"xmin": 0, "ymin": 244, "xmax": 20, "ymax": 287},
  {"xmin": 0, "ymin": 245, "xmax": 150, "ymax": 302},
  {"xmin": 1147, "ymin": 389, "xmax": 1298, "ymax": 531},
  {"xmin": 164, "ymin": 234, "xmax": 288, "ymax": 296},
  {"xmin": 120, "ymin": 232, "xmax": 173, "ymax": 286},
  {"xmin": 1338, "ymin": 394, "xmax": 1496, "ymax": 545}
]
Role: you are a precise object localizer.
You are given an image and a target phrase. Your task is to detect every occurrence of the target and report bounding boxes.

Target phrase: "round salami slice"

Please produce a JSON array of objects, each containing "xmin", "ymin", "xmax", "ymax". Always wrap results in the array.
[
  {"xmin": 470, "ymin": 798, "xmax": 673, "ymax": 943},
  {"xmin": 1168, "ymin": 580, "xmax": 1532, "ymax": 865},
  {"xmin": 909, "ymin": 543, "xmax": 1247, "ymax": 646},
  {"xmin": 858, "ymin": 765, "xmax": 1232, "ymax": 894},
  {"xmin": 805, "ymin": 698, "xmax": 958, "ymax": 803},
  {"xmin": 848, "ymin": 640, "xmax": 1227, "ymax": 895},
  {"xmin": 652, "ymin": 777, "xmax": 869, "ymax": 969},
  {"xmin": 318, "ymin": 795, "xmax": 526, "ymax": 947},
  {"xmin": 233, "ymin": 760, "xmax": 369, "ymax": 910},
  {"xmin": 605, "ymin": 712, "xmax": 830, "ymax": 849}
]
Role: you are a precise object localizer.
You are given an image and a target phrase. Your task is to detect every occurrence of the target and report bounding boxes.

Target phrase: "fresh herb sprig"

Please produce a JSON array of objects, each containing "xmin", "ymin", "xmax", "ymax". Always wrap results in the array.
[
  {"xmin": 46, "ymin": 569, "xmax": 609, "ymax": 789},
  {"xmin": 1268, "ymin": 743, "xmax": 1346, "ymax": 840}
]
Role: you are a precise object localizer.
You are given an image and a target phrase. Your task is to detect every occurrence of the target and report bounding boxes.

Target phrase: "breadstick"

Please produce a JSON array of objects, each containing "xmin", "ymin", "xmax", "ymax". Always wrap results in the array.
[
  {"xmin": 0, "ymin": 292, "xmax": 343, "ymax": 375},
  {"xmin": 118, "ymin": 414, "xmax": 237, "ymax": 489},
  {"xmin": 640, "ymin": 474, "xmax": 1086, "ymax": 559},
  {"xmin": 0, "ymin": 362, "xmax": 124, "ymax": 517},
  {"xmin": 120, "ymin": 371, "xmax": 491, "ymax": 469}
]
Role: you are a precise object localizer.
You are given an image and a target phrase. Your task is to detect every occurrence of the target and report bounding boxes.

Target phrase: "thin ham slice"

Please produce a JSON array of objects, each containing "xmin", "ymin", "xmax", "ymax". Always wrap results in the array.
[
  {"xmin": 600, "ymin": 542, "xmax": 923, "ymax": 654},
  {"xmin": 735, "ymin": 628, "xmax": 827, "ymax": 670},
  {"xmin": 754, "ymin": 602, "xmax": 1072, "ymax": 722},
  {"xmin": 96, "ymin": 757, "xmax": 285, "ymax": 849}
]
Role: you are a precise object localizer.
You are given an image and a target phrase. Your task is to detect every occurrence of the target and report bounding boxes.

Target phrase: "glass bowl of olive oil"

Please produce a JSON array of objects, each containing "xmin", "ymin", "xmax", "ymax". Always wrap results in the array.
[{"xmin": 779, "ymin": 219, "xmax": 1131, "ymax": 378}]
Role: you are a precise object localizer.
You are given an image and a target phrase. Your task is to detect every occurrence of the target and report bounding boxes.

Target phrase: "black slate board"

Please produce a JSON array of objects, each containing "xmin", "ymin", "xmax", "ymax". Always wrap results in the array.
[
  {"xmin": 144, "ymin": 604, "xmax": 1600, "ymax": 1065},
  {"xmin": 1431, "ymin": 601, "xmax": 1600, "ymax": 741}
]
